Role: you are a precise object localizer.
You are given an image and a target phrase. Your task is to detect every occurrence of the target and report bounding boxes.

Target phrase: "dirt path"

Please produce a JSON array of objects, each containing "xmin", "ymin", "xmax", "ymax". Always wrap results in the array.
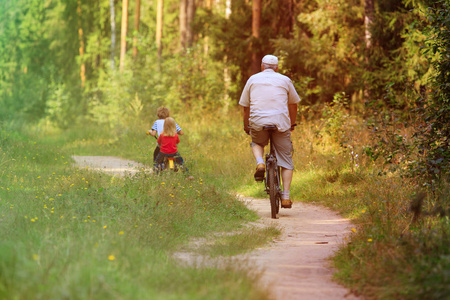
[
  {"xmin": 72, "ymin": 156, "xmax": 360, "ymax": 300},
  {"xmin": 72, "ymin": 155, "xmax": 146, "ymax": 177},
  {"xmin": 240, "ymin": 196, "xmax": 359, "ymax": 300}
]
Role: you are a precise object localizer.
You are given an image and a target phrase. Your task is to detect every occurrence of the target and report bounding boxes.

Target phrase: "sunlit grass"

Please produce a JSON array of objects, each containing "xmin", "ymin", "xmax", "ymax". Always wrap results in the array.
[
  {"xmin": 0, "ymin": 125, "xmax": 268, "ymax": 299},
  {"xmin": 197, "ymin": 226, "xmax": 281, "ymax": 258},
  {"xmin": 2, "ymin": 109, "xmax": 448, "ymax": 299}
]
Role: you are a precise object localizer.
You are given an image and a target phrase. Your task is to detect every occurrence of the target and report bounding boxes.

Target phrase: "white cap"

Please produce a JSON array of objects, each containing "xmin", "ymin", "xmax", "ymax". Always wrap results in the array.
[{"xmin": 262, "ymin": 54, "xmax": 278, "ymax": 65}]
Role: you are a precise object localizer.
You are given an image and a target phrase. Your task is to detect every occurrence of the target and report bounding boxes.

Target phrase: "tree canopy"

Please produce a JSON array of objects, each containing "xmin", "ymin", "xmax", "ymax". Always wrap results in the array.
[{"xmin": 1, "ymin": 0, "xmax": 448, "ymax": 183}]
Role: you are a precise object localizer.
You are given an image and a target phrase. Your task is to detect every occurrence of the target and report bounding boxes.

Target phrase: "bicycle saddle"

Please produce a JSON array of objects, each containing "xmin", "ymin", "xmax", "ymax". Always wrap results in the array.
[{"xmin": 263, "ymin": 125, "xmax": 277, "ymax": 130}]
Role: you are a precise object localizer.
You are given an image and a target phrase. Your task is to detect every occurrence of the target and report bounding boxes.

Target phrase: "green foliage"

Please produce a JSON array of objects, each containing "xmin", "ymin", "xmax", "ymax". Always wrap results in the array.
[
  {"xmin": 0, "ymin": 0, "xmax": 83, "ymax": 124},
  {"xmin": 363, "ymin": 0, "xmax": 449, "ymax": 191},
  {"xmin": 280, "ymin": 0, "xmax": 365, "ymax": 104},
  {"xmin": 321, "ymin": 93, "xmax": 352, "ymax": 145},
  {"xmin": 202, "ymin": 0, "xmax": 253, "ymax": 100},
  {"xmin": 363, "ymin": 83, "xmax": 415, "ymax": 175},
  {"xmin": 204, "ymin": 0, "xmax": 300, "ymax": 100},
  {"xmin": 414, "ymin": 0, "xmax": 450, "ymax": 182},
  {"xmin": 197, "ymin": 226, "xmax": 281, "ymax": 258},
  {"xmin": 0, "ymin": 0, "xmax": 436, "ymax": 130}
]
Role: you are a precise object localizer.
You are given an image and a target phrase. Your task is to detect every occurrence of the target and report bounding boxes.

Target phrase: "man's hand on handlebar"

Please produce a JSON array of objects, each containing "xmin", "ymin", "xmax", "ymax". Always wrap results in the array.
[
  {"xmin": 290, "ymin": 123, "xmax": 297, "ymax": 131},
  {"xmin": 244, "ymin": 126, "xmax": 250, "ymax": 135}
]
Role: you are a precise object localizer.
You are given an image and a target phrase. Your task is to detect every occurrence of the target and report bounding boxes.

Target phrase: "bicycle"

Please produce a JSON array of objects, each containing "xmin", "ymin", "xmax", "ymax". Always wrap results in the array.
[
  {"xmin": 262, "ymin": 125, "xmax": 282, "ymax": 219},
  {"xmin": 153, "ymin": 153, "xmax": 185, "ymax": 174},
  {"xmin": 147, "ymin": 131, "xmax": 183, "ymax": 174}
]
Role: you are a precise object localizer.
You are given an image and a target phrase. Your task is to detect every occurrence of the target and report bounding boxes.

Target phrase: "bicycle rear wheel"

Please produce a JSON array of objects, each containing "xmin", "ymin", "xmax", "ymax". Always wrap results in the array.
[
  {"xmin": 276, "ymin": 166, "xmax": 281, "ymax": 214},
  {"xmin": 268, "ymin": 162, "xmax": 278, "ymax": 219}
]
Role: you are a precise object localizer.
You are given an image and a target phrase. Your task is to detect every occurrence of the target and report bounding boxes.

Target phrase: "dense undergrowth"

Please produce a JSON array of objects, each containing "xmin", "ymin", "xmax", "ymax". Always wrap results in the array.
[{"xmin": 1, "ymin": 106, "xmax": 449, "ymax": 299}]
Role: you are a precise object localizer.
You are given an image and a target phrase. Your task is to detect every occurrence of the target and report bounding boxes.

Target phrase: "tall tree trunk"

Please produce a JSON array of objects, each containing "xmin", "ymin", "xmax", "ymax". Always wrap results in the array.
[
  {"xmin": 250, "ymin": 0, "xmax": 261, "ymax": 75},
  {"xmin": 204, "ymin": 0, "xmax": 213, "ymax": 56},
  {"xmin": 120, "ymin": 0, "xmax": 129, "ymax": 72},
  {"xmin": 156, "ymin": 0, "xmax": 164, "ymax": 60},
  {"xmin": 186, "ymin": 0, "xmax": 196, "ymax": 48},
  {"xmin": 364, "ymin": 0, "xmax": 374, "ymax": 49},
  {"xmin": 225, "ymin": 0, "xmax": 231, "ymax": 18},
  {"xmin": 77, "ymin": 0, "xmax": 86, "ymax": 87},
  {"xmin": 287, "ymin": 0, "xmax": 294, "ymax": 34},
  {"xmin": 133, "ymin": 0, "xmax": 141, "ymax": 59},
  {"xmin": 179, "ymin": 0, "xmax": 187, "ymax": 50},
  {"xmin": 364, "ymin": 0, "xmax": 374, "ymax": 101},
  {"xmin": 110, "ymin": 0, "xmax": 116, "ymax": 70},
  {"xmin": 223, "ymin": 0, "xmax": 231, "ymax": 112}
]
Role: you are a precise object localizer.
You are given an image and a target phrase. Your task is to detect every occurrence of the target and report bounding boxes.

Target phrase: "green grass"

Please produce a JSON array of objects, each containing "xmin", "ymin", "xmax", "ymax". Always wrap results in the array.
[
  {"xmin": 196, "ymin": 226, "xmax": 281, "ymax": 258},
  {"xmin": 1, "ymin": 110, "xmax": 449, "ymax": 299},
  {"xmin": 0, "ymin": 125, "xmax": 271, "ymax": 300}
]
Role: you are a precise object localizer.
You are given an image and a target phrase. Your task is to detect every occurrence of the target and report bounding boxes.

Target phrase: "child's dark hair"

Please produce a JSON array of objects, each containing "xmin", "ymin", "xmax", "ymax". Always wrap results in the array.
[{"xmin": 157, "ymin": 107, "xmax": 170, "ymax": 119}]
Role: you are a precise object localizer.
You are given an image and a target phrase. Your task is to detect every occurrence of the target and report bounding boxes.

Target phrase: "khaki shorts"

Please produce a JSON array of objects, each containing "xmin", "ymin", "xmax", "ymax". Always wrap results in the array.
[{"xmin": 250, "ymin": 129, "xmax": 294, "ymax": 170}]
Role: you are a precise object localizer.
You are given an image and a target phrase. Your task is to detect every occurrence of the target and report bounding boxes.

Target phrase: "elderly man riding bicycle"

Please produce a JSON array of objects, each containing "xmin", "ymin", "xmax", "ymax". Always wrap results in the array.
[{"xmin": 239, "ymin": 54, "xmax": 301, "ymax": 208}]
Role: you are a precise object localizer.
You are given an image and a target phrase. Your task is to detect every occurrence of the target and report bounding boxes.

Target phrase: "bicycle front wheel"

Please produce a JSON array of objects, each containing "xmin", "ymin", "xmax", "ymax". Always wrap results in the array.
[{"xmin": 268, "ymin": 162, "xmax": 278, "ymax": 219}]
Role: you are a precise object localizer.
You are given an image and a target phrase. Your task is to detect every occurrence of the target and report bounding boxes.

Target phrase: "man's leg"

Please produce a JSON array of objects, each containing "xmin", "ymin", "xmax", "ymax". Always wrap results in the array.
[
  {"xmin": 280, "ymin": 168, "xmax": 294, "ymax": 208},
  {"xmin": 250, "ymin": 129, "xmax": 270, "ymax": 181},
  {"xmin": 271, "ymin": 130, "xmax": 294, "ymax": 208},
  {"xmin": 281, "ymin": 167, "xmax": 293, "ymax": 195},
  {"xmin": 251, "ymin": 144, "xmax": 264, "ymax": 162}
]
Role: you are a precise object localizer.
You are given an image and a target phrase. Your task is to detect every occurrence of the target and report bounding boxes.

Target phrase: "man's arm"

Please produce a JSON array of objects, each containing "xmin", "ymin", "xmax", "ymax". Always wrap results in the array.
[
  {"xmin": 242, "ymin": 106, "xmax": 250, "ymax": 134},
  {"xmin": 287, "ymin": 78, "xmax": 300, "ymax": 130},
  {"xmin": 288, "ymin": 103, "xmax": 298, "ymax": 129}
]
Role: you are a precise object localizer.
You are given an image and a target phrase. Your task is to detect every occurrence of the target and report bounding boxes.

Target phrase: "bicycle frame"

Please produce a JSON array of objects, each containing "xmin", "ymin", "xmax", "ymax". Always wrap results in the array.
[
  {"xmin": 263, "ymin": 126, "xmax": 282, "ymax": 218},
  {"xmin": 167, "ymin": 157, "xmax": 175, "ymax": 170},
  {"xmin": 154, "ymin": 155, "xmax": 180, "ymax": 175},
  {"xmin": 161, "ymin": 156, "xmax": 179, "ymax": 172}
]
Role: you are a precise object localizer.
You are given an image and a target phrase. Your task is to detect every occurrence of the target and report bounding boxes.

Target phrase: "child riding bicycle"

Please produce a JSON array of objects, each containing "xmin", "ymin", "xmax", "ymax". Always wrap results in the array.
[
  {"xmin": 147, "ymin": 107, "xmax": 184, "ymax": 162},
  {"xmin": 153, "ymin": 117, "xmax": 185, "ymax": 172}
]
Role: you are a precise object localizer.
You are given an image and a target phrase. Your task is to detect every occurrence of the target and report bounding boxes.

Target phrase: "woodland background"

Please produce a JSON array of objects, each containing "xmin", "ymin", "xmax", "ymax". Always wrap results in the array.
[
  {"xmin": 0, "ymin": 0, "xmax": 441, "ymax": 119},
  {"xmin": 0, "ymin": 0, "xmax": 449, "ymax": 298},
  {"xmin": 1, "ymin": 0, "xmax": 449, "ymax": 188}
]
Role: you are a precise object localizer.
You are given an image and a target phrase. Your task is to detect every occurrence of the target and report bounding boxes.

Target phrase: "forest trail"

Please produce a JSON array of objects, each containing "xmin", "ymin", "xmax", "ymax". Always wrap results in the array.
[
  {"xmin": 72, "ymin": 156, "xmax": 360, "ymax": 300},
  {"xmin": 239, "ymin": 196, "xmax": 360, "ymax": 300}
]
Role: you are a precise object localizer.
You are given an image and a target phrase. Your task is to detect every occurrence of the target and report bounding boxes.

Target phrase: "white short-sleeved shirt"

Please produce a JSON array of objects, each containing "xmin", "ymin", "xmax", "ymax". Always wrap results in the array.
[
  {"xmin": 239, "ymin": 69, "xmax": 301, "ymax": 132},
  {"xmin": 151, "ymin": 119, "xmax": 182, "ymax": 136}
]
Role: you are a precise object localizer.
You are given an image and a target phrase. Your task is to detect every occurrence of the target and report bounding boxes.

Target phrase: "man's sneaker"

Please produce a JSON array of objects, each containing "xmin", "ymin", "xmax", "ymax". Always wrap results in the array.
[
  {"xmin": 281, "ymin": 199, "xmax": 292, "ymax": 208},
  {"xmin": 254, "ymin": 163, "xmax": 265, "ymax": 182}
]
